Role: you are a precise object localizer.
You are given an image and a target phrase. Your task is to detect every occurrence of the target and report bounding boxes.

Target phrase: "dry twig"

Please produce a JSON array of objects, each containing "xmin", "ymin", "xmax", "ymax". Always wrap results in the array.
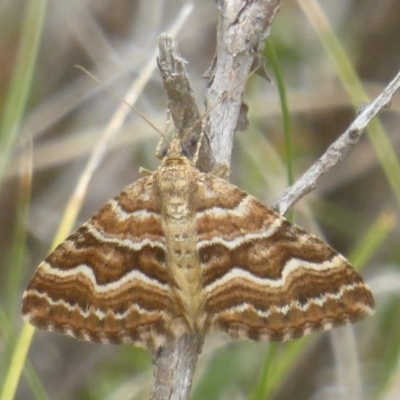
[
  {"xmin": 151, "ymin": 1, "xmax": 280, "ymax": 399},
  {"xmin": 275, "ymin": 70, "xmax": 400, "ymax": 216}
]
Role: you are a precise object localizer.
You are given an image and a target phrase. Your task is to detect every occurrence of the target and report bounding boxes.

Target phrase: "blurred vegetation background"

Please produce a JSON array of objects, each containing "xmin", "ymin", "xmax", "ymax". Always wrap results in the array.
[{"xmin": 1, "ymin": 1, "xmax": 400, "ymax": 399}]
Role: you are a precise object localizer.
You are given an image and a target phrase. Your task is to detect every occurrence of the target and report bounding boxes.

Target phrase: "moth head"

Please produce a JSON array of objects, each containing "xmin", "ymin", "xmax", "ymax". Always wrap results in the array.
[
  {"xmin": 157, "ymin": 129, "xmax": 196, "ymax": 164},
  {"xmin": 166, "ymin": 137, "xmax": 184, "ymax": 158}
]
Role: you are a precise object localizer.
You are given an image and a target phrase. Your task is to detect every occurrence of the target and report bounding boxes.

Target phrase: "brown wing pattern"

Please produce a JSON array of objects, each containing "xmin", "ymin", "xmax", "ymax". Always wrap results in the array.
[
  {"xmin": 196, "ymin": 174, "xmax": 375, "ymax": 341},
  {"xmin": 22, "ymin": 176, "xmax": 173, "ymax": 348}
]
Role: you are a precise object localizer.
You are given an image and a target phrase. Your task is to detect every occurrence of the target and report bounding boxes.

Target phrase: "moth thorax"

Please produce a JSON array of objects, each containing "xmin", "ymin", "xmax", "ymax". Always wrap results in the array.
[{"xmin": 158, "ymin": 165, "xmax": 196, "ymax": 220}]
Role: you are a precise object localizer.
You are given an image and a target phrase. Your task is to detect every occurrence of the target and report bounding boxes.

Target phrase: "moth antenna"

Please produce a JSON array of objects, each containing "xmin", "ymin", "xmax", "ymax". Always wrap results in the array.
[
  {"xmin": 155, "ymin": 109, "xmax": 174, "ymax": 159},
  {"xmin": 75, "ymin": 65, "xmax": 168, "ymax": 142}
]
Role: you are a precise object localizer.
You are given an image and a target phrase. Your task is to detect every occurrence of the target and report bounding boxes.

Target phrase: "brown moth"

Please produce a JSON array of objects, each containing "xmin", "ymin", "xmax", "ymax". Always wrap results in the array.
[{"xmin": 22, "ymin": 137, "xmax": 375, "ymax": 349}]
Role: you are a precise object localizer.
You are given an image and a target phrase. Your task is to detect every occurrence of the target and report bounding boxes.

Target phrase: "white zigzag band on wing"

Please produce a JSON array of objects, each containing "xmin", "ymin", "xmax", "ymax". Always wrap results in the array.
[
  {"xmin": 85, "ymin": 222, "xmax": 165, "ymax": 250},
  {"xmin": 198, "ymin": 218, "xmax": 282, "ymax": 250},
  {"xmin": 218, "ymin": 282, "xmax": 375, "ymax": 319},
  {"xmin": 38, "ymin": 261, "xmax": 169, "ymax": 292},
  {"xmin": 22, "ymin": 290, "xmax": 160, "ymax": 320},
  {"xmin": 196, "ymin": 195, "xmax": 254, "ymax": 219},
  {"xmin": 205, "ymin": 254, "xmax": 345, "ymax": 293},
  {"xmin": 109, "ymin": 199, "xmax": 160, "ymax": 221}
]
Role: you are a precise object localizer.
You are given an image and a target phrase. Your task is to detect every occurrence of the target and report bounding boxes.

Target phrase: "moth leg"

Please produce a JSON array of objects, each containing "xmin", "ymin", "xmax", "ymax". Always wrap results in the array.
[
  {"xmin": 139, "ymin": 167, "xmax": 153, "ymax": 176},
  {"xmin": 155, "ymin": 109, "xmax": 172, "ymax": 159},
  {"xmin": 155, "ymin": 138, "xmax": 167, "ymax": 160}
]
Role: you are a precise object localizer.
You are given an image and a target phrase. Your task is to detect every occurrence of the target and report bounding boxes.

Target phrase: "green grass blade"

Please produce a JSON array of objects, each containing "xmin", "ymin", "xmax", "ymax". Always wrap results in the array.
[
  {"xmin": 6, "ymin": 140, "xmax": 32, "ymax": 322},
  {"xmin": 0, "ymin": 2, "xmax": 48, "ymax": 399},
  {"xmin": 250, "ymin": 339, "xmax": 307, "ymax": 400},
  {"xmin": 298, "ymin": 0, "xmax": 400, "ymax": 209},
  {"xmin": 264, "ymin": 40, "xmax": 295, "ymax": 222},
  {"xmin": 265, "ymin": 41, "xmax": 294, "ymax": 188},
  {"xmin": 0, "ymin": 0, "xmax": 47, "ymax": 188},
  {"xmin": 22, "ymin": 363, "xmax": 50, "ymax": 400},
  {"xmin": 0, "ymin": 324, "xmax": 35, "ymax": 400},
  {"xmin": 0, "ymin": 309, "xmax": 49, "ymax": 400},
  {"xmin": 249, "ymin": 344, "xmax": 276, "ymax": 400},
  {"xmin": 349, "ymin": 212, "xmax": 395, "ymax": 270}
]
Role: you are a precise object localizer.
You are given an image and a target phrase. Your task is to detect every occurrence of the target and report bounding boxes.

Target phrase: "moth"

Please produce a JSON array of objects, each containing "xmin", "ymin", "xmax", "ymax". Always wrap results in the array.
[{"xmin": 22, "ymin": 136, "xmax": 375, "ymax": 349}]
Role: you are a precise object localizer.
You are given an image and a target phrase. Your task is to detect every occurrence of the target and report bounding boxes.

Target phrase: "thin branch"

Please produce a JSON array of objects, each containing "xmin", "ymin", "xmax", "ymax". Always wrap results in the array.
[
  {"xmin": 205, "ymin": 0, "xmax": 281, "ymax": 168},
  {"xmin": 151, "ymin": 1, "xmax": 281, "ymax": 399},
  {"xmin": 151, "ymin": 37, "xmax": 207, "ymax": 400},
  {"xmin": 157, "ymin": 34, "xmax": 200, "ymax": 132},
  {"xmin": 275, "ymin": 70, "xmax": 400, "ymax": 216},
  {"xmin": 151, "ymin": 334, "xmax": 203, "ymax": 400},
  {"xmin": 157, "ymin": 34, "xmax": 213, "ymax": 172}
]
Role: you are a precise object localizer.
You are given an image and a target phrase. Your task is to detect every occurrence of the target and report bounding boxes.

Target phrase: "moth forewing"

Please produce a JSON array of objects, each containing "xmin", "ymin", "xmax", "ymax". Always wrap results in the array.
[
  {"xmin": 194, "ymin": 172, "xmax": 375, "ymax": 341},
  {"xmin": 22, "ymin": 137, "xmax": 375, "ymax": 349}
]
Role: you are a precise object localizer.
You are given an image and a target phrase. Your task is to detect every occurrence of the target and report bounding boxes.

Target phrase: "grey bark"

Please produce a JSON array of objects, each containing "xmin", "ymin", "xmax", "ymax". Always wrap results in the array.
[
  {"xmin": 275, "ymin": 70, "xmax": 400, "ymax": 215},
  {"xmin": 151, "ymin": 1, "xmax": 281, "ymax": 399}
]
